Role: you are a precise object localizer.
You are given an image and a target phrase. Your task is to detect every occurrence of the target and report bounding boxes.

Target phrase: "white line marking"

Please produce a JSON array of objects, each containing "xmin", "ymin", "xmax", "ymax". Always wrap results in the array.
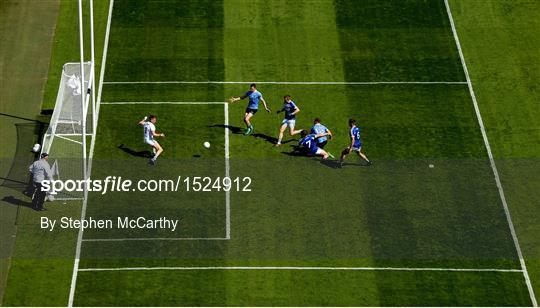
[
  {"xmin": 55, "ymin": 133, "xmax": 94, "ymax": 137},
  {"xmin": 224, "ymin": 102, "xmax": 231, "ymax": 239},
  {"xmin": 103, "ymin": 80, "xmax": 467, "ymax": 85},
  {"xmin": 444, "ymin": 0, "xmax": 537, "ymax": 306},
  {"xmin": 82, "ymin": 237, "xmax": 228, "ymax": 242},
  {"xmin": 55, "ymin": 135, "xmax": 83, "ymax": 145},
  {"xmin": 68, "ymin": 0, "xmax": 114, "ymax": 306},
  {"xmin": 100, "ymin": 101, "xmax": 226, "ymax": 105},
  {"xmin": 77, "ymin": 266, "xmax": 523, "ymax": 273}
]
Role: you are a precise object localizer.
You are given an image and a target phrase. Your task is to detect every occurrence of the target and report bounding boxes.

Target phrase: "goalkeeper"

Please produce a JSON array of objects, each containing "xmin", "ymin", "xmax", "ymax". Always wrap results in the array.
[{"xmin": 229, "ymin": 83, "xmax": 271, "ymax": 136}]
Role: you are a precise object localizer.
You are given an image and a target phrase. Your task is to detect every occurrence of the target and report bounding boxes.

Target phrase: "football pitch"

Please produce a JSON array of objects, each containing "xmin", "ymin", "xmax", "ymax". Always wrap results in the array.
[{"xmin": 11, "ymin": 0, "xmax": 539, "ymax": 306}]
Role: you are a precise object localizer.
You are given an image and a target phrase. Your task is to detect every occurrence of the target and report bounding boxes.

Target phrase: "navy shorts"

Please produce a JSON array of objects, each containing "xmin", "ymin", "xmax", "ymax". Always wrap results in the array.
[
  {"xmin": 245, "ymin": 108, "xmax": 258, "ymax": 115},
  {"xmin": 343, "ymin": 145, "xmax": 362, "ymax": 154}
]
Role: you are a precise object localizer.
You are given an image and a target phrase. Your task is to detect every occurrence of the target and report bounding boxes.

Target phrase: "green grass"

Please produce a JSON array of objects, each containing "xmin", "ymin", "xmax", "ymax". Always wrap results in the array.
[
  {"xmin": 3, "ymin": 0, "xmax": 539, "ymax": 306},
  {"xmin": 74, "ymin": 269, "xmax": 529, "ymax": 306}
]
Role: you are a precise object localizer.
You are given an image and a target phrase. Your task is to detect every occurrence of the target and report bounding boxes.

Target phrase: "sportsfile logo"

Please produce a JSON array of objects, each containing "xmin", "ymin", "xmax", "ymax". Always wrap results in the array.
[{"xmin": 41, "ymin": 176, "xmax": 252, "ymax": 194}]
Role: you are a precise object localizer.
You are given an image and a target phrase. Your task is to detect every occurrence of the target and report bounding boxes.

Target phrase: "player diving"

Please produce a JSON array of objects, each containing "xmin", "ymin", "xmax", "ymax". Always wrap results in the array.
[{"xmin": 298, "ymin": 130, "xmax": 333, "ymax": 159}]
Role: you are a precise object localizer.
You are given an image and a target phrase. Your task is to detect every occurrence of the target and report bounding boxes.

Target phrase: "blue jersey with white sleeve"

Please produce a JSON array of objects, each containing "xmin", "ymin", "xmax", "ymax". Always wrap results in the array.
[
  {"xmin": 299, "ymin": 134, "xmax": 319, "ymax": 154},
  {"xmin": 350, "ymin": 126, "xmax": 362, "ymax": 148},
  {"xmin": 311, "ymin": 123, "xmax": 329, "ymax": 143},
  {"xmin": 283, "ymin": 101, "xmax": 298, "ymax": 120},
  {"xmin": 245, "ymin": 90, "xmax": 262, "ymax": 110}
]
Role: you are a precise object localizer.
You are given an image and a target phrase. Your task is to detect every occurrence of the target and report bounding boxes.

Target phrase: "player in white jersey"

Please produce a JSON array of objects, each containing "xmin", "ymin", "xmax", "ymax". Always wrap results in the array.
[{"xmin": 138, "ymin": 115, "xmax": 165, "ymax": 165}]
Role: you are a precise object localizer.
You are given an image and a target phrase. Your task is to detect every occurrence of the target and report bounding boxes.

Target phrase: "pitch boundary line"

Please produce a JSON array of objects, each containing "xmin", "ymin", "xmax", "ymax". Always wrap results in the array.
[
  {"xmin": 444, "ymin": 0, "xmax": 537, "ymax": 306},
  {"xmin": 100, "ymin": 101, "xmax": 226, "ymax": 105},
  {"xmin": 68, "ymin": 0, "xmax": 114, "ymax": 306},
  {"xmin": 103, "ymin": 80, "xmax": 467, "ymax": 85},
  {"xmin": 77, "ymin": 266, "xmax": 523, "ymax": 273}
]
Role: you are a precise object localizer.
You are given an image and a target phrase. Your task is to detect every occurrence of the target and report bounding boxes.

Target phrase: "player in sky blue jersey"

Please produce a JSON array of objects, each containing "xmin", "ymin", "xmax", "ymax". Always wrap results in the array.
[
  {"xmin": 275, "ymin": 95, "xmax": 304, "ymax": 146},
  {"xmin": 229, "ymin": 83, "xmax": 271, "ymax": 135},
  {"xmin": 310, "ymin": 118, "xmax": 332, "ymax": 149},
  {"xmin": 339, "ymin": 118, "xmax": 372, "ymax": 167},
  {"xmin": 298, "ymin": 130, "xmax": 331, "ymax": 159}
]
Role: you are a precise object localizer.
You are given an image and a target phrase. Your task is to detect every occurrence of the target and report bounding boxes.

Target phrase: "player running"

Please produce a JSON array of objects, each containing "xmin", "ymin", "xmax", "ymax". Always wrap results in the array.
[
  {"xmin": 339, "ymin": 118, "xmax": 372, "ymax": 167},
  {"xmin": 275, "ymin": 95, "xmax": 303, "ymax": 146},
  {"xmin": 138, "ymin": 115, "xmax": 165, "ymax": 166},
  {"xmin": 310, "ymin": 118, "xmax": 332, "ymax": 149},
  {"xmin": 298, "ymin": 130, "xmax": 332, "ymax": 159},
  {"xmin": 229, "ymin": 83, "xmax": 271, "ymax": 136}
]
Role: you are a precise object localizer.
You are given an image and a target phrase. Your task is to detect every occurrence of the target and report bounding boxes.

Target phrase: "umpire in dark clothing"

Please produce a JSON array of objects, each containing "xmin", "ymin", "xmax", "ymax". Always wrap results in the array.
[{"xmin": 28, "ymin": 153, "xmax": 53, "ymax": 211}]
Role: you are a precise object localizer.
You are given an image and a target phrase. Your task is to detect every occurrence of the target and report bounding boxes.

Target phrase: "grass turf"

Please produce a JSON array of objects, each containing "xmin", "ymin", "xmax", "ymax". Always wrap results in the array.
[{"xmin": 3, "ymin": 0, "xmax": 538, "ymax": 306}]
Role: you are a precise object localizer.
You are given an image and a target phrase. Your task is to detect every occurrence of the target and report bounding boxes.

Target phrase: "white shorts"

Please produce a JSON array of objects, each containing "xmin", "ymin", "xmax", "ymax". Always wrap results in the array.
[
  {"xmin": 144, "ymin": 139, "xmax": 156, "ymax": 146},
  {"xmin": 315, "ymin": 148, "xmax": 324, "ymax": 155},
  {"xmin": 281, "ymin": 118, "xmax": 296, "ymax": 129}
]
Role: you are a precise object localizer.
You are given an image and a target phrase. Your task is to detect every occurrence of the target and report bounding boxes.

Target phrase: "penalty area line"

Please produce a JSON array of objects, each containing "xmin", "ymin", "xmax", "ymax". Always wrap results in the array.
[
  {"xmin": 77, "ymin": 266, "xmax": 523, "ymax": 273},
  {"xmin": 82, "ymin": 237, "xmax": 229, "ymax": 242},
  {"xmin": 100, "ymin": 101, "xmax": 227, "ymax": 105}
]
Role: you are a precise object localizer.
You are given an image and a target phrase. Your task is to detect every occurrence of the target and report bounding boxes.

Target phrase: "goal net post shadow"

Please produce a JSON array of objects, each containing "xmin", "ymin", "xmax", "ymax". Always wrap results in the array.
[{"xmin": 41, "ymin": 62, "xmax": 94, "ymax": 200}]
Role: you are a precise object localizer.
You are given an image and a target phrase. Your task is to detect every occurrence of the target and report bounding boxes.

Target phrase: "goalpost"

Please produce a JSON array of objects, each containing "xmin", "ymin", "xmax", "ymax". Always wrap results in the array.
[
  {"xmin": 41, "ymin": 62, "xmax": 94, "ymax": 200},
  {"xmin": 41, "ymin": 0, "xmax": 97, "ymax": 202}
]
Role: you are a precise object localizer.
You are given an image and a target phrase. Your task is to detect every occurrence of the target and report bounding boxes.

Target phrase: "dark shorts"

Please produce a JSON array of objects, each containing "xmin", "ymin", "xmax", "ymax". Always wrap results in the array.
[
  {"xmin": 317, "ymin": 140, "xmax": 328, "ymax": 149},
  {"xmin": 304, "ymin": 146, "xmax": 320, "ymax": 155},
  {"xmin": 245, "ymin": 108, "xmax": 258, "ymax": 115},
  {"xmin": 343, "ymin": 145, "xmax": 361, "ymax": 154}
]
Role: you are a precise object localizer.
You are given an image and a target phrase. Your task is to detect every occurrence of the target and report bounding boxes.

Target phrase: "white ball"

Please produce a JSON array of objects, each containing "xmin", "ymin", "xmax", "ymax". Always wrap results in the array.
[
  {"xmin": 429, "ymin": 164, "xmax": 434, "ymax": 168},
  {"xmin": 203, "ymin": 141, "xmax": 211, "ymax": 149}
]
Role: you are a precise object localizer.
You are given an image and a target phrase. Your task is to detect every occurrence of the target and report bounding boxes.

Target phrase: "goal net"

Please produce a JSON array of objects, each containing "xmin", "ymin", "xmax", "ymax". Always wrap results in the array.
[{"xmin": 41, "ymin": 62, "xmax": 94, "ymax": 200}]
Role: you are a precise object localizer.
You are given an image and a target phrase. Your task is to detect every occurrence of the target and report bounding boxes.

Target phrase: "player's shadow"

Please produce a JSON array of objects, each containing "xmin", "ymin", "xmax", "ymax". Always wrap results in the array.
[
  {"xmin": 319, "ymin": 159, "xmax": 342, "ymax": 169},
  {"xmin": 209, "ymin": 124, "xmax": 243, "ymax": 135},
  {"xmin": 281, "ymin": 146, "xmax": 364, "ymax": 169},
  {"xmin": 281, "ymin": 148, "xmax": 341, "ymax": 169},
  {"xmin": 280, "ymin": 145, "xmax": 305, "ymax": 157},
  {"xmin": 209, "ymin": 124, "xmax": 278, "ymax": 145},
  {"xmin": 117, "ymin": 144, "xmax": 152, "ymax": 158}
]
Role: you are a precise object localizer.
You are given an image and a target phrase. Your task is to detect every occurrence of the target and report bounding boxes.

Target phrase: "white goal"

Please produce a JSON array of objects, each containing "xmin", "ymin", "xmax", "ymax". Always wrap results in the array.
[{"xmin": 41, "ymin": 62, "xmax": 94, "ymax": 200}]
